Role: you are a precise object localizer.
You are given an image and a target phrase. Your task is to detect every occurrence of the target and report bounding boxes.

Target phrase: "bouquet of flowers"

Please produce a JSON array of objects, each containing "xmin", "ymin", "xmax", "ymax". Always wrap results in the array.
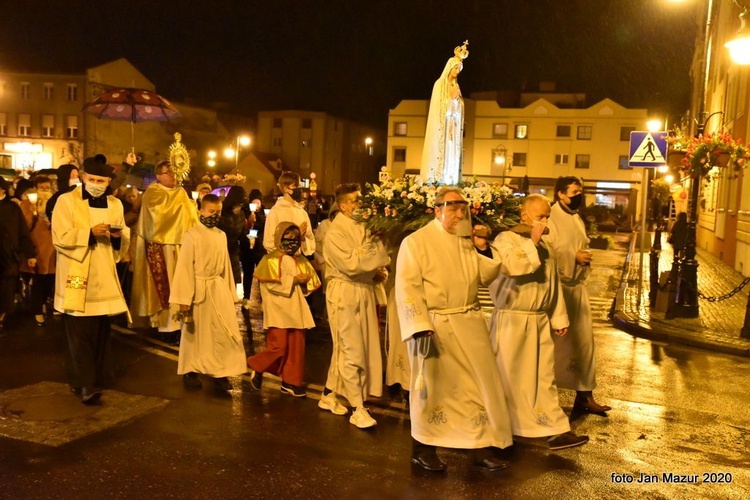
[
  {"xmin": 683, "ymin": 132, "xmax": 750, "ymax": 179},
  {"xmin": 355, "ymin": 174, "xmax": 521, "ymax": 242},
  {"xmin": 222, "ymin": 173, "xmax": 247, "ymax": 185}
]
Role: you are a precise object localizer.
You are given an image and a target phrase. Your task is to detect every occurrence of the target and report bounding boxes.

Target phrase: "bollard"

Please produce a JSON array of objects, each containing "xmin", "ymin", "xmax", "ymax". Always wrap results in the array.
[{"xmin": 741, "ymin": 292, "xmax": 750, "ymax": 339}]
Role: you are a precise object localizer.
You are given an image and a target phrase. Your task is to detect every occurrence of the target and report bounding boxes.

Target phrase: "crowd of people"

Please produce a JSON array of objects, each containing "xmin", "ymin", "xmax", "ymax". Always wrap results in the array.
[{"xmin": 0, "ymin": 157, "xmax": 610, "ymax": 473}]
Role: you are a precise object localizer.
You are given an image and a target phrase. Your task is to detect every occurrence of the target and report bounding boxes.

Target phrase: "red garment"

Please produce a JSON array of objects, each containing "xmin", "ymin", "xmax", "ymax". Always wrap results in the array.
[{"xmin": 246, "ymin": 328, "xmax": 306, "ymax": 386}]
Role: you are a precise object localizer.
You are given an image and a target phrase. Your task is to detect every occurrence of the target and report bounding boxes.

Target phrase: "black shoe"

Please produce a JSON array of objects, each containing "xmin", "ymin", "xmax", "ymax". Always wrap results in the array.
[
  {"xmin": 548, "ymin": 432, "xmax": 589, "ymax": 451},
  {"xmin": 249, "ymin": 370, "xmax": 263, "ymax": 390},
  {"xmin": 214, "ymin": 377, "xmax": 232, "ymax": 393},
  {"xmin": 169, "ymin": 331, "xmax": 181, "ymax": 347},
  {"xmin": 70, "ymin": 386, "xmax": 82, "ymax": 395},
  {"xmin": 410, "ymin": 454, "xmax": 448, "ymax": 472},
  {"xmin": 81, "ymin": 388, "xmax": 102, "ymax": 405},
  {"xmin": 183, "ymin": 372, "xmax": 202, "ymax": 389},
  {"xmin": 280, "ymin": 381, "xmax": 306, "ymax": 398},
  {"xmin": 573, "ymin": 395, "xmax": 611, "ymax": 415},
  {"xmin": 471, "ymin": 455, "xmax": 510, "ymax": 471}
]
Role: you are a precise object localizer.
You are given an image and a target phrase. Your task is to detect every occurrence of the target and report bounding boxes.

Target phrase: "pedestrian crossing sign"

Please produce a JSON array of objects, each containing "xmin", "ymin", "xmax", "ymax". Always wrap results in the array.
[{"xmin": 628, "ymin": 131, "xmax": 668, "ymax": 167}]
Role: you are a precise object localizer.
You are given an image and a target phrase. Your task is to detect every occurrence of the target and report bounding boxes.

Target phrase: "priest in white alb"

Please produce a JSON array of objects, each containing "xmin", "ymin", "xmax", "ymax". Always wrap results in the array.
[
  {"xmin": 395, "ymin": 186, "xmax": 512, "ymax": 473},
  {"xmin": 489, "ymin": 194, "xmax": 588, "ymax": 450}
]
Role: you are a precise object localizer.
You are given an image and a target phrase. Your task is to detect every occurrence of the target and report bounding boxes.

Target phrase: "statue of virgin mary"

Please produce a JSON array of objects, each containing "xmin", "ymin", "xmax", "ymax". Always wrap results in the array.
[{"xmin": 420, "ymin": 41, "xmax": 469, "ymax": 185}]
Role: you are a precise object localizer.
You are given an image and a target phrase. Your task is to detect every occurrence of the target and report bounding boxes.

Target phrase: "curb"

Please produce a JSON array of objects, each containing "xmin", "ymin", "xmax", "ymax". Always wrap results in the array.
[{"xmin": 610, "ymin": 236, "xmax": 750, "ymax": 358}]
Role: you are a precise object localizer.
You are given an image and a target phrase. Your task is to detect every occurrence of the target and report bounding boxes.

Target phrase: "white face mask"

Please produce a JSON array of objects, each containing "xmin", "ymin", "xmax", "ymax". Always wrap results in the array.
[{"xmin": 85, "ymin": 183, "xmax": 107, "ymax": 198}]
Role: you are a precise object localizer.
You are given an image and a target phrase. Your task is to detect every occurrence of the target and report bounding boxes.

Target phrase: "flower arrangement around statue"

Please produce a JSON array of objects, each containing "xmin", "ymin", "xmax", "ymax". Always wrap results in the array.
[
  {"xmin": 682, "ymin": 132, "xmax": 750, "ymax": 179},
  {"xmin": 221, "ymin": 173, "xmax": 246, "ymax": 185},
  {"xmin": 355, "ymin": 174, "xmax": 521, "ymax": 243}
]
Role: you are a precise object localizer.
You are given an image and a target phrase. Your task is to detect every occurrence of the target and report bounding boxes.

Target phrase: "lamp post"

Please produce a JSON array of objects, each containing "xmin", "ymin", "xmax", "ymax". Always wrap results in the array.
[
  {"xmin": 207, "ymin": 150, "xmax": 217, "ymax": 168},
  {"xmin": 493, "ymin": 145, "xmax": 512, "ymax": 185},
  {"xmin": 224, "ymin": 134, "xmax": 251, "ymax": 171},
  {"xmin": 364, "ymin": 137, "xmax": 373, "ymax": 156}
]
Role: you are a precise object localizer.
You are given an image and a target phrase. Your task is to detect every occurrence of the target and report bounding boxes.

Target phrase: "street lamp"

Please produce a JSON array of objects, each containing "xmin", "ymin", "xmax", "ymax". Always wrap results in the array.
[
  {"xmin": 224, "ymin": 134, "xmax": 252, "ymax": 170},
  {"xmin": 365, "ymin": 137, "xmax": 373, "ymax": 156},
  {"xmin": 207, "ymin": 150, "xmax": 216, "ymax": 168},
  {"xmin": 725, "ymin": 5, "xmax": 750, "ymax": 64},
  {"xmin": 493, "ymin": 145, "xmax": 512, "ymax": 185}
]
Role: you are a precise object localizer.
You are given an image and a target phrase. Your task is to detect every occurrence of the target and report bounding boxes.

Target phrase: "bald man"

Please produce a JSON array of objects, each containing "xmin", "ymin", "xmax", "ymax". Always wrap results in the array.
[{"xmin": 489, "ymin": 194, "xmax": 588, "ymax": 450}]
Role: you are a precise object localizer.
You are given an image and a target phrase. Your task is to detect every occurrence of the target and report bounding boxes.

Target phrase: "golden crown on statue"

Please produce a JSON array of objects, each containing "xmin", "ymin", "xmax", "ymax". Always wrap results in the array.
[{"xmin": 454, "ymin": 40, "xmax": 469, "ymax": 60}]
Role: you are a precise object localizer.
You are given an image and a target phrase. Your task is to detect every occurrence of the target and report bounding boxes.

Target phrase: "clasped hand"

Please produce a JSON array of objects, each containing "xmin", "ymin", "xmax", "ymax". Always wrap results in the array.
[{"xmin": 91, "ymin": 223, "xmax": 122, "ymax": 238}]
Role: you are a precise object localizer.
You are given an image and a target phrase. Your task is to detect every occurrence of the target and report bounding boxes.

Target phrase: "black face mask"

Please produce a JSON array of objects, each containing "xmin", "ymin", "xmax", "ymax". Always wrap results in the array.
[
  {"xmin": 280, "ymin": 237, "xmax": 301, "ymax": 255},
  {"xmin": 200, "ymin": 214, "xmax": 220, "ymax": 228},
  {"xmin": 290, "ymin": 188, "xmax": 306, "ymax": 203},
  {"xmin": 566, "ymin": 193, "xmax": 583, "ymax": 211}
]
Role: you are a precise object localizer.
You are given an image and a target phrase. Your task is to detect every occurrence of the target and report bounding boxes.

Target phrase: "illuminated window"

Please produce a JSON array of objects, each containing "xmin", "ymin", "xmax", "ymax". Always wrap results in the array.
[
  {"xmin": 20, "ymin": 82, "xmax": 30, "ymax": 100},
  {"xmin": 492, "ymin": 123, "xmax": 508, "ymax": 138},
  {"xmin": 394, "ymin": 122, "xmax": 407, "ymax": 136},
  {"xmin": 512, "ymin": 152, "xmax": 527, "ymax": 166},
  {"xmin": 575, "ymin": 154, "xmax": 590, "ymax": 169},
  {"xmin": 44, "ymin": 83, "xmax": 54, "ymax": 100},
  {"xmin": 42, "ymin": 115, "xmax": 55, "ymax": 137},
  {"xmin": 556, "ymin": 125, "xmax": 571, "ymax": 138},
  {"xmin": 66, "ymin": 115, "xmax": 78, "ymax": 138},
  {"xmin": 18, "ymin": 113, "xmax": 31, "ymax": 136},
  {"xmin": 67, "ymin": 84, "xmax": 78, "ymax": 101},
  {"xmin": 577, "ymin": 126, "xmax": 592, "ymax": 140},
  {"xmin": 514, "ymin": 124, "xmax": 528, "ymax": 139},
  {"xmin": 554, "ymin": 154, "xmax": 569, "ymax": 165}
]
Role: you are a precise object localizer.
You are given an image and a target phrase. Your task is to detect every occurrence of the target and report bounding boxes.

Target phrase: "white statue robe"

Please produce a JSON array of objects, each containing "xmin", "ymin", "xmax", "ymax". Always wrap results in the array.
[
  {"xmin": 489, "ymin": 231, "xmax": 570, "ymax": 438},
  {"xmin": 545, "ymin": 202, "xmax": 596, "ymax": 391},
  {"xmin": 263, "ymin": 198, "xmax": 315, "ymax": 256},
  {"xmin": 170, "ymin": 224, "xmax": 247, "ymax": 377},
  {"xmin": 323, "ymin": 214, "xmax": 389, "ymax": 407},
  {"xmin": 420, "ymin": 57, "xmax": 464, "ymax": 185},
  {"xmin": 396, "ymin": 219, "xmax": 513, "ymax": 449},
  {"xmin": 52, "ymin": 188, "xmax": 130, "ymax": 317}
]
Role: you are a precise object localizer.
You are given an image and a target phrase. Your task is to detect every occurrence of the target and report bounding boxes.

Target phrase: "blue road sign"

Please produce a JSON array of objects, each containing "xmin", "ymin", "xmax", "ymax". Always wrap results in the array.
[{"xmin": 629, "ymin": 131, "xmax": 668, "ymax": 167}]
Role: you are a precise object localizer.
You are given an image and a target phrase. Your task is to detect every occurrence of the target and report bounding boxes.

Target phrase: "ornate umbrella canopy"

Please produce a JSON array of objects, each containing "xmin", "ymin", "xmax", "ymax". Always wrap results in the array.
[{"xmin": 82, "ymin": 87, "xmax": 181, "ymax": 122}]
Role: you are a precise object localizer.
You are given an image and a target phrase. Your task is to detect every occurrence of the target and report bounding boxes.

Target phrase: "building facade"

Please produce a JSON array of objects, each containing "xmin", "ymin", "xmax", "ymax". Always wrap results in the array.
[
  {"xmin": 256, "ymin": 110, "xmax": 383, "ymax": 195},
  {"xmin": 387, "ymin": 91, "xmax": 651, "ymax": 219},
  {"xmin": 0, "ymin": 70, "xmax": 86, "ymax": 173}
]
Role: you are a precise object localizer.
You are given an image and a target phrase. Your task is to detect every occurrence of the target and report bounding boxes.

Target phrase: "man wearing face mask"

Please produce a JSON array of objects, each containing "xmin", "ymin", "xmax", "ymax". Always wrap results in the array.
[
  {"xmin": 395, "ymin": 186, "xmax": 512, "ymax": 472},
  {"xmin": 132, "ymin": 160, "xmax": 197, "ymax": 344},
  {"xmin": 51, "ymin": 156, "xmax": 130, "ymax": 404},
  {"xmin": 319, "ymin": 183, "xmax": 390, "ymax": 428},
  {"xmin": 170, "ymin": 194, "xmax": 248, "ymax": 395},
  {"xmin": 263, "ymin": 171, "xmax": 315, "ymax": 256},
  {"xmin": 489, "ymin": 194, "xmax": 588, "ymax": 450},
  {"xmin": 545, "ymin": 177, "xmax": 611, "ymax": 416}
]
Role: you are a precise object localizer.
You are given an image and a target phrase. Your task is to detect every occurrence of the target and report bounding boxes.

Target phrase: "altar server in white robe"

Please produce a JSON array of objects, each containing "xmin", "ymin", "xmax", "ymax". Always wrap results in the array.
[
  {"xmin": 396, "ymin": 186, "xmax": 512, "ymax": 473},
  {"xmin": 321, "ymin": 183, "xmax": 390, "ymax": 429},
  {"xmin": 545, "ymin": 176, "xmax": 611, "ymax": 415},
  {"xmin": 170, "ymin": 194, "xmax": 247, "ymax": 395},
  {"xmin": 490, "ymin": 194, "xmax": 588, "ymax": 450},
  {"xmin": 53, "ymin": 157, "xmax": 130, "ymax": 405}
]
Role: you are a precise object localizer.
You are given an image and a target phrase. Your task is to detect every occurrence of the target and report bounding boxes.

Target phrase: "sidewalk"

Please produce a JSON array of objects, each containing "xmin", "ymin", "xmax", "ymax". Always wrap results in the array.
[{"xmin": 612, "ymin": 231, "xmax": 750, "ymax": 357}]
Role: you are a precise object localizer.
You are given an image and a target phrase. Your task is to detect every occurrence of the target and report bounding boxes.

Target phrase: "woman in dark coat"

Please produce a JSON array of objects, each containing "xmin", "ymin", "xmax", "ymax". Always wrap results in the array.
[
  {"xmin": 218, "ymin": 186, "xmax": 248, "ymax": 285},
  {"xmin": 0, "ymin": 177, "xmax": 36, "ymax": 331}
]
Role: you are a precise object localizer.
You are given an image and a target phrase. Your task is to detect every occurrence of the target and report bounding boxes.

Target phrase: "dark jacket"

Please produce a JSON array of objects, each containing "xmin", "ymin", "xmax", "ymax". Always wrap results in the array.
[{"xmin": 0, "ymin": 198, "xmax": 36, "ymax": 277}]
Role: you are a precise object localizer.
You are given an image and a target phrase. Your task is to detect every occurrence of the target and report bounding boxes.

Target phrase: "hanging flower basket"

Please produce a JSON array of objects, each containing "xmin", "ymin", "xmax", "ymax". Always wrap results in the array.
[{"xmin": 683, "ymin": 132, "xmax": 750, "ymax": 179}]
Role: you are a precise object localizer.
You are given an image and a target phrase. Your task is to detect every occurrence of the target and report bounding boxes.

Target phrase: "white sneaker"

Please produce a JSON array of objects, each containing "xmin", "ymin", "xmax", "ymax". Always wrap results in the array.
[
  {"xmin": 318, "ymin": 392, "xmax": 348, "ymax": 416},
  {"xmin": 349, "ymin": 406, "xmax": 377, "ymax": 429}
]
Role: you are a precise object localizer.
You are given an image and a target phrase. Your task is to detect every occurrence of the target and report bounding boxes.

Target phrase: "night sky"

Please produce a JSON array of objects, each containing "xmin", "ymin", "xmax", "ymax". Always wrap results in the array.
[{"xmin": 0, "ymin": 0, "xmax": 699, "ymax": 129}]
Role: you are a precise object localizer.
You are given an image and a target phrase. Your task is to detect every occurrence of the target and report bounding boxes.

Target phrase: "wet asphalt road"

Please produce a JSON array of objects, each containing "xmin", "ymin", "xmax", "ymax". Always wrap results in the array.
[{"xmin": 1, "ymin": 245, "xmax": 749, "ymax": 499}]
